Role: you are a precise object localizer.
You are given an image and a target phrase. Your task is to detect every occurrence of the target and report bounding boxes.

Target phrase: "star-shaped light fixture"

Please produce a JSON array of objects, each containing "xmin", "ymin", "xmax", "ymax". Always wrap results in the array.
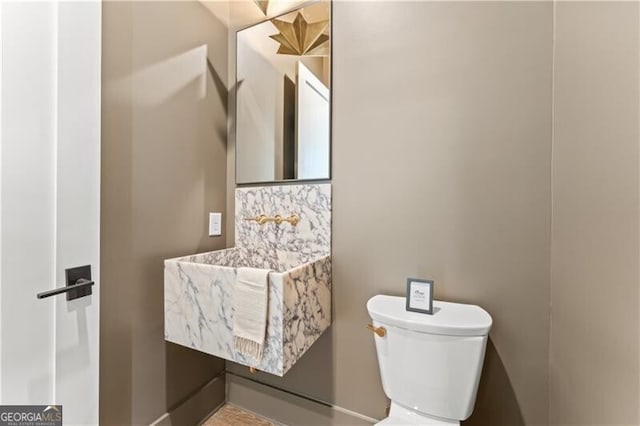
[
  {"xmin": 269, "ymin": 11, "xmax": 329, "ymax": 56},
  {"xmin": 254, "ymin": 0, "xmax": 269, "ymax": 15}
]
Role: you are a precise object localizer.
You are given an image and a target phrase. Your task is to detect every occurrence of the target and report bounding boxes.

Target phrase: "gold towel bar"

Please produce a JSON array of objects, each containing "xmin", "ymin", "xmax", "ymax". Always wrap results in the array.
[{"xmin": 244, "ymin": 214, "xmax": 300, "ymax": 226}]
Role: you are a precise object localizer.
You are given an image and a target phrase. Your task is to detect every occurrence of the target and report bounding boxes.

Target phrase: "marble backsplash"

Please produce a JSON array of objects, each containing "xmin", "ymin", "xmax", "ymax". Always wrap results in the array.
[{"xmin": 235, "ymin": 184, "xmax": 331, "ymax": 265}]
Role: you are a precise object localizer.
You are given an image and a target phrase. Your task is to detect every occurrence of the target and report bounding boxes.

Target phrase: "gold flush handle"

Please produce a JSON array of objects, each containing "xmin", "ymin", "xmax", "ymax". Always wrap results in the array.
[{"xmin": 367, "ymin": 324, "xmax": 386, "ymax": 338}]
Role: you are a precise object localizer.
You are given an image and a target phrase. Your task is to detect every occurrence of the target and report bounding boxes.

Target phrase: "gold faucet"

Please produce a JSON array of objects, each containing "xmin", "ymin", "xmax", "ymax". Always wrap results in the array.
[{"xmin": 244, "ymin": 214, "xmax": 300, "ymax": 226}]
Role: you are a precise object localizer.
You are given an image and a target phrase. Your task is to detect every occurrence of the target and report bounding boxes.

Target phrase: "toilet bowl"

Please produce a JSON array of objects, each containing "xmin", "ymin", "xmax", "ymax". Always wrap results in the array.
[{"xmin": 367, "ymin": 295, "xmax": 492, "ymax": 425}]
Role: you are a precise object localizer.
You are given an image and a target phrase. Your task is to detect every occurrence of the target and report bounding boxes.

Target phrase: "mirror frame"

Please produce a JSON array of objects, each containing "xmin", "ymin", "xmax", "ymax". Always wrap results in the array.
[{"xmin": 234, "ymin": 1, "xmax": 333, "ymax": 186}]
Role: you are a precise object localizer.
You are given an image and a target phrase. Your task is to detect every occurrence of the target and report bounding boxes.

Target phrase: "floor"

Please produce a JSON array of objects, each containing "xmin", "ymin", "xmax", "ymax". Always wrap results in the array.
[{"xmin": 202, "ymin": 404, "xmax": 276, "ymax": 426}]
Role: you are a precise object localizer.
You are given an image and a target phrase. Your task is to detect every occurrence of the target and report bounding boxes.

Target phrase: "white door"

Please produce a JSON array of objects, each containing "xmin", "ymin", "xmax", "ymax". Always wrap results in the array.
[
  {"xmin": 0, "ymin": 1, "xmax": 101, "ymax": 425},
  {"xmin": 296, "ymin": 61, "xmax": 330, "ymax": 180}
]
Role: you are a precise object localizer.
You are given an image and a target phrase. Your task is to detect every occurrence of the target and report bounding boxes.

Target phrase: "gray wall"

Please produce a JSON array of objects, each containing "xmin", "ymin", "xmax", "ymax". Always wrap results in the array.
[
  {"xmin": 333, "ymin": 2, "xmax": 552, "ymax": 423},
  {"xmin": 550, "ymin": 2, "xmax": 640, "ymax": 424},
  {"xmin": 101, "ymin": 2, "xmax": 228, "ymax": 424},
  {"xmin": 93, "ymin": 1, "xmax": 639, "ymax": 424},
  {"xmin": 229, "ymin": 2, "xmax": 553, "ymax": 424}
]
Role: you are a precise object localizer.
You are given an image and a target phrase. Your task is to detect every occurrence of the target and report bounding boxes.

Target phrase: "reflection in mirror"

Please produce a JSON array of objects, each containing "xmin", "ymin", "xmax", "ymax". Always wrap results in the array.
[{"xmin": 236, "ymin": 2, "xmax": 331, "ymax": 184}]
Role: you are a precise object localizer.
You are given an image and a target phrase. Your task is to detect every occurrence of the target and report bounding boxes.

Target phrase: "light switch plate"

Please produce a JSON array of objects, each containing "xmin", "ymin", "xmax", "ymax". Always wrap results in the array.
[{"xmin": 209, "ymin": 212, "xmax": 222, "ymax": 236}]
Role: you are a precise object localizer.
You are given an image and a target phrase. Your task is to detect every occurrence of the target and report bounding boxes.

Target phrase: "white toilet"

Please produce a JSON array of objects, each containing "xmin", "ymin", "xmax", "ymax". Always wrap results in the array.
[{"xmin": 367, "ymin": 295, "xmax": 492, "ymax": 425}]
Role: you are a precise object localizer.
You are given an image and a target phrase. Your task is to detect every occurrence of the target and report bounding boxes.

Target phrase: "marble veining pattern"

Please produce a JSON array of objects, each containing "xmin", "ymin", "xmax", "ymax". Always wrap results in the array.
[
  {"xmin": 165, "ymin": 259, "xmax": 285, "ymax": 374},
  {"xmin": 164, "ymin": 183, "xmax": 331, "ymax": 376},
  {"xmin": 235, "ymin": 184, "xmax": 331, "ymax": 265},
  {"xmin": 282, "ymin": 255, "xmax": 332, "ymax": 373}
]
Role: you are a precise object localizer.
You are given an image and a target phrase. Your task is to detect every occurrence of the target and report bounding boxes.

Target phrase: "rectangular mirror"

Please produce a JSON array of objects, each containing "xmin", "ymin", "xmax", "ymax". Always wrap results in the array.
[{"xmin": 236, "ymin": 2, "xmax": 331, "ymax": 184}]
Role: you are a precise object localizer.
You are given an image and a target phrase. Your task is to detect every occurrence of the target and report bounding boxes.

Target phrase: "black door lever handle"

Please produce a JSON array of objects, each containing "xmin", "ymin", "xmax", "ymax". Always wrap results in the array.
[
  {"xmin": 37, "ymin": 279, "xmax": 94, "ymax": 299},
  {"xmin": 36, "ymin": 265, "xmax": 94, "ymax": 301}
]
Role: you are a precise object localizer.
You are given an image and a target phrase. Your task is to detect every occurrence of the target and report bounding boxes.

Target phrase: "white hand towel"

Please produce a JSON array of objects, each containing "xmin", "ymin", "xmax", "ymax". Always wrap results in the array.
[{"xmin": 233, "ymin": 267, "xmax": 270, "ymax": 360}]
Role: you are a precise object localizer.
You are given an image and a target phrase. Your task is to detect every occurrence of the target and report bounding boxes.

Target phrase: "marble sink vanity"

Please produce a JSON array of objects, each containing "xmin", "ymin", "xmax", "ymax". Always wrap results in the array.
[{"xmin": 164, "ymin": 184, "xmax": 331, "ymax": 376}]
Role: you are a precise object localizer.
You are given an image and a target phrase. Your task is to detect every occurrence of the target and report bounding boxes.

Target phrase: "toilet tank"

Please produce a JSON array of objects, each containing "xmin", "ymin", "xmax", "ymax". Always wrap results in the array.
[{"xmin": 367, "ymin": 295, "xmax": 492, "ymax": 421}]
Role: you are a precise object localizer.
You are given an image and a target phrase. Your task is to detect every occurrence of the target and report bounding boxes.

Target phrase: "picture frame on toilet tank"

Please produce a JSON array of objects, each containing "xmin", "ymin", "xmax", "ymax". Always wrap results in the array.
[{"xmin": 406, "ymin": 278, "xmax": 434, "ymax": 314}]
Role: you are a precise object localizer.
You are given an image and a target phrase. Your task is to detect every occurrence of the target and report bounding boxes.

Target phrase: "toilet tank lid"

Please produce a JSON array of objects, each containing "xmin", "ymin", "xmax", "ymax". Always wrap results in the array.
[{"xmin": 367, "ymin": 295, "xmax": 492, "ymax": 336}]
